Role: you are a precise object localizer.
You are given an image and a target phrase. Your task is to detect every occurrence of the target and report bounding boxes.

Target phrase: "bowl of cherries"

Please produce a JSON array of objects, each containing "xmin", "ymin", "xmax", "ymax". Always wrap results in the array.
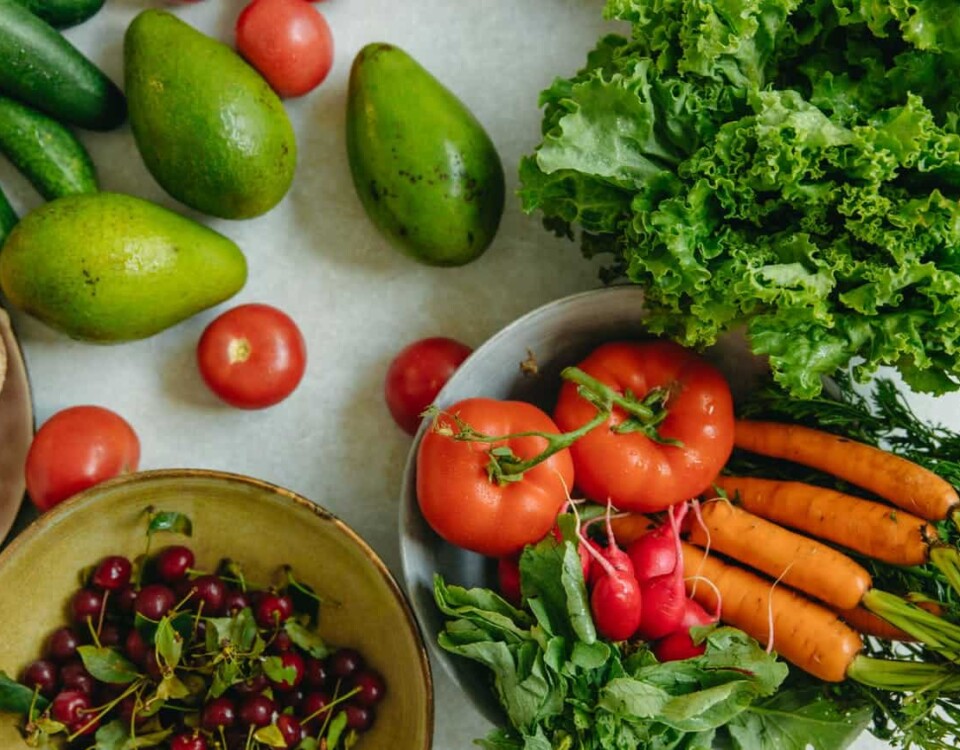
[{"xmin": 0, "ymin": 469, "xmax": 432, "ymax": 750}]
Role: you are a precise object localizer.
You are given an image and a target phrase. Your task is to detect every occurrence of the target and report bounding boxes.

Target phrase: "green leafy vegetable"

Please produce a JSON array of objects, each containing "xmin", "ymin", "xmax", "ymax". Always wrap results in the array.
[
  {"xmin": 433, "ymin": 530, "xmax": 814, "ymax": 749},
  {"xmin": 521, "ymin": 0, "xmax": 960, "ymax": 397}
]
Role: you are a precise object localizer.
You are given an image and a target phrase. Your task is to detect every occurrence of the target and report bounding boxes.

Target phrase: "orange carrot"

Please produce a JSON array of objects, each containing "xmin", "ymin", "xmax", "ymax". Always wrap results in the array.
[
  {"xmin": 734, "ymin": 420, "xmax": 959, "ymax": 521},
  {"xmin": 837, "ymin": 606, "xmax": 915, "ymax": 642},
  {"xmin": 688, "ymin": 500, "xmax": 872, "ymax": 610},
  {"xmin": 608, "ymin": 514, "xmax": 656, "ymax": 547},
  {"xmin": 681, "ymin": 542, "xmax": 862, "ymax": 682},
  {"xmin": 712, "ymin": 476, "xmax": 937, "ymax": 566}
]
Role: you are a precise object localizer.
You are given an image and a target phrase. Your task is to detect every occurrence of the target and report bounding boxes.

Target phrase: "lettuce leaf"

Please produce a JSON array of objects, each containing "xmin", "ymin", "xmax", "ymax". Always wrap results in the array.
[{"xmin": 522, "ymin": 0, "xmax": 960, "ymax": 397}]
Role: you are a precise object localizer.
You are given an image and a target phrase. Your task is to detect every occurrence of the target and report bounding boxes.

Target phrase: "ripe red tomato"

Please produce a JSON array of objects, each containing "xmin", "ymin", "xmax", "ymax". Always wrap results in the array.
[
  {"xmin": 385, "ymin": 337, "xmax": 472, "ymax": 435},
  {"xmin": 26, "ymin": 406, "xmax": 140, "ymax": 512},
  {"xmin": 235, "ymin": 0, "xmax": 334, "ymax": 98},
  {"xmin": 197, "ymin": 304, "xmax": 307, "ymax": 410},
  {"xmin": 416, "ymin": 397, "xmax": 574, "ymax": 557},
  {"xmin": 553, "ymin": 341, "xmax": 734, "ymax": 513}
]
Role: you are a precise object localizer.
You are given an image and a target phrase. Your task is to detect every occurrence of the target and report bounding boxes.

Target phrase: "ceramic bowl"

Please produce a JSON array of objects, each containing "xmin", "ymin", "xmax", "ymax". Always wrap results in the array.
[
  {"xmin": 0, "ymin": 469, "xmax": 433, "ymax": 749},
  {"xmin": 398, "ymin": 285, "xmax": 769, "ymax": 724}
]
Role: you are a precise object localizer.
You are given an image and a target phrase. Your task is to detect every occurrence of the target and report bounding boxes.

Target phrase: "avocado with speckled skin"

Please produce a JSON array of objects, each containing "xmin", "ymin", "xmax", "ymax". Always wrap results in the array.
[
  {"xmin": 347, "ymin": 44, "xmax": 505, "ymax": 267},
  {"xmin": 124, "ymin": 10, "xmax": 296, "ymax": 220},
  {"xmin": 0, "ymin": 192, "xmax": 247, "ymax": 341}
]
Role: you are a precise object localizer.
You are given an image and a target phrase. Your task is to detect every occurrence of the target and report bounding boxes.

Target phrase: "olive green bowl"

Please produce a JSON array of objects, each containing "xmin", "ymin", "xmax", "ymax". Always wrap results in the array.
[{"xmin": 0, "ymin": 469, "xmax": 433, "ymax": 749}]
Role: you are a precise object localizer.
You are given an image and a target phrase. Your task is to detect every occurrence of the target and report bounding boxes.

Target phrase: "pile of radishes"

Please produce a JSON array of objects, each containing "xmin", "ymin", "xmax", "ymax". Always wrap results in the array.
[{"xmin": 499, "ymin": 501, "xmax": 718, "ymax": 660}]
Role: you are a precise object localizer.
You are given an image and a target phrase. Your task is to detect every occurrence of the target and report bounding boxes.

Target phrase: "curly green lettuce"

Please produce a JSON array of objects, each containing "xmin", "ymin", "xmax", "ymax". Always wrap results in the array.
[{"xmin": 520, "ymin": 0, "xmax": 960, "ymax": 397}]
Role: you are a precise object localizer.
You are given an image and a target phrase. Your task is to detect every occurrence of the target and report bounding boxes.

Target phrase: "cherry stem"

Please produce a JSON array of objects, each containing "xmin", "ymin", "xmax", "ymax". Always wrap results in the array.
[
  {"xmin": 302, "ymin": 685, "xmax": 361, "ymax": 726},
  {"xmin": 560, "ymin": 366, "xmax": 681, "ymax": 445},
  {"xmin": 67, "ymin": 679, "xmax": 143, "ymax": 742}
]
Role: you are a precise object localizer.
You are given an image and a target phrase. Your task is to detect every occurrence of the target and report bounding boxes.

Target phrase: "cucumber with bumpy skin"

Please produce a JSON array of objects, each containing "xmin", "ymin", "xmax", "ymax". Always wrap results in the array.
[
  {"xmin": 0, "ymin": 0, "xmax": 125, "ymax": 131},
  {"xmin": 10, "ymin": 0, "xmax": 105, "ymax": 29},
  {"xmin": 0, "ymin": 186, "xmax": 16, "ymax": 245},
  {"xmin": 0, "ymin": 95, "xmax": 97, "ymax": 200}
]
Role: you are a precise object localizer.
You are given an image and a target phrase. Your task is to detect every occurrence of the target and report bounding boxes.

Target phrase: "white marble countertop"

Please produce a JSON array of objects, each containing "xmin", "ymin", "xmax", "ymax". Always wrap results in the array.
[{"xmin": 0, "ymin": 1, "xmax": 944, "ymax": 747}]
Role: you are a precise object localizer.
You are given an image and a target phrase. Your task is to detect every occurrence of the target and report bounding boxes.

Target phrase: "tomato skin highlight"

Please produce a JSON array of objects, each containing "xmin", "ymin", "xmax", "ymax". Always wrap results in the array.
[
  {"xmin": 235, "ymin": 0, "xmax": 334, "ymax": 98},
  {"xmin": 197, "ymin": 303, "xmax": 307, "ymax": 410},
  {"xmin": 26, "ymin": 406, "xmax": 140, "ymax": 512},
  {"xmin": 415, "ymin": 398, "xmax": 574, "ymax": 557},
  {"xmin": 554, "ymin": 341, "xmax": 734, "ymax": 512},
  {"xmin": 385, "ymin": 337, "xmax": 472, "ymax": 435}
]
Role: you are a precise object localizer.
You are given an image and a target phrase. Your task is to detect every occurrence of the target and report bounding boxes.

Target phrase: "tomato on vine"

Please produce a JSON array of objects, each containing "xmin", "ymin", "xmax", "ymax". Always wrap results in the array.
[
  {"xmin": 416, "ymin": 398, "xmax": 584, "ymax": 557},
  {"xmin": 553, "ymin": 340, "xmax": 734, "ymax": 512}
]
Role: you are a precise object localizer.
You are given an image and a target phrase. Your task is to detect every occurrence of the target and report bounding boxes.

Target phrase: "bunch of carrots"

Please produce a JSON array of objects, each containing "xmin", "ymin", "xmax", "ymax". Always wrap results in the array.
[{"xmin": 610, "ymin": 419, "xmax": 960, "ymax": 692}]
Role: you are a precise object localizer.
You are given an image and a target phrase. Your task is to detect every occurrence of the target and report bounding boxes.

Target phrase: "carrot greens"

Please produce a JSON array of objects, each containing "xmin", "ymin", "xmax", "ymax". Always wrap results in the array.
[{"xmin": 735, "ymin": 371, "xmax": 960, "ymax": 746}]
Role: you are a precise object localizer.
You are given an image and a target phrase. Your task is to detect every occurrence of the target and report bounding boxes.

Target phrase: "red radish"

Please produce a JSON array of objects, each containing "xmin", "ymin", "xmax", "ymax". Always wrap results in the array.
[
  {"xmin": 653, "ymin": 598, "xmax": 717, "ymax": 662},
  {"xmin": 585, "ymin": 505, "xmax": 633, "ymax": 586},
  {"xmin": 585, "ymin": 537, "xmax": 608, "ymax": 586},
  {"xmin": 635, "ymin": 571, "xmax": 687, "ymax": 640},
  {"xmin": 627, "ymin": 502, "xmax": 688, "ymax": 582},
  {"xmin": 633, "ymin": 503, "xmax": 689, "ymax": 640},
  {"xmin": 497, "ymin": 555, "xmax": 522, "ymax": 607},
  {"xmin": 579, "ymin": 510, "xmax": 641, "ymax": 641},
  {"xmin": 591, "ymin": 571, "xmax": 642, "ymax": 641},
  {"xmin": 627, "ymin": 527, "xmax": 678, "ymax": 582}
]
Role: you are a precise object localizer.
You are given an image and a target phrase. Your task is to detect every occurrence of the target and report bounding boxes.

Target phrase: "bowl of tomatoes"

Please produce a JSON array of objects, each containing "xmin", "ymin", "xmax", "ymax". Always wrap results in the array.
[
  {"xmin": 0, "ymin": 469, "xmax": 433, "ymax": 749},
  {"xmin": 397, "ymin": 285, "xmax": 769, "ymax": 723}
]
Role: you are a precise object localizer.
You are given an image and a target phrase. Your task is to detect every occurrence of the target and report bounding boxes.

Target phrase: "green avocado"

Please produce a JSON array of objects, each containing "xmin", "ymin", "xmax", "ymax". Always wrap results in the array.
[
  {"xmin": 0, "ymin": 192, "xmax": 247, "ymax": 341},
  {"xmin": 124, "ymin": 10, "xmax": 296, "ymax": 220},
  {"xmin": 346, "ymin": 44, "xmax": 505, "ymax": 267}
]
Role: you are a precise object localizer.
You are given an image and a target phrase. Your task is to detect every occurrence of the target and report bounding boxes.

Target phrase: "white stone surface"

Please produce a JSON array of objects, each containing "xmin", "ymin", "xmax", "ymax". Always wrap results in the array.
[{"xmin": 0, "ymin": 1, "xmax": 931, "ymax": 747}]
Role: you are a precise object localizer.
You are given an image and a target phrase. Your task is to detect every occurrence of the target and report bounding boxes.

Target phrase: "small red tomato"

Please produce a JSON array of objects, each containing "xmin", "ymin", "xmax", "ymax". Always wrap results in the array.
[
  {"xmin": 384, "ymin": 337, "xmax": 472, "ymax": 435},
  {"xmin": 235, "ymin": 0, "xmax": 334, "ymax": 98},
  {"xmin": 197, "ymin": 304, "xmax": 307, "ymax": 410},
  {"xmin": 25, "ymin": 406, "xmax": 140, "ymax": 512}
]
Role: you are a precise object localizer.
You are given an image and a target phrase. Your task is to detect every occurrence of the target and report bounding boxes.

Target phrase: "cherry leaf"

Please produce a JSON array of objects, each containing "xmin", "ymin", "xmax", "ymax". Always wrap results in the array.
[
  {"xmin": 76, "ymin": 646, "xmax": 140, "ymax": 685},
  {"xmin": 0, "ymin": 671, "xmax": 47, "ymax": 715}
]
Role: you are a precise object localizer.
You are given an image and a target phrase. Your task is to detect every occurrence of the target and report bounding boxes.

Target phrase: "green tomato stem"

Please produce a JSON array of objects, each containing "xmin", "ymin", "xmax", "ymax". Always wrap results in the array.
[
  {"xmin": 426, "ymin": 404, "xmax": 610, "ymax": 485},
  {"xmin": 488, "ymin": 408, "xmax": 611, "ymax": 483},
  {"xmin": 559, "ymin": 367, "xmax": 681, "ymax": 445}
]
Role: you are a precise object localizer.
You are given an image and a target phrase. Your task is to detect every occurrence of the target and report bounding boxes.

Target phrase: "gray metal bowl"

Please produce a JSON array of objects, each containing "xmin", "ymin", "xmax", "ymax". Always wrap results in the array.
[{"xmin": 397, "ymin": 285, "xmax": 768, "ymax": 724}]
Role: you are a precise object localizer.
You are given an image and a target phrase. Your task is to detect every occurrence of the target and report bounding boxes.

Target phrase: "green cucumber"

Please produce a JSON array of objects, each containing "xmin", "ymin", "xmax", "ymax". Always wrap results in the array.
[
  {"xmin": 0, "ymin": 95, "xmax": 97, "ymax": 199},
  {"xmin": 10, "ymin": 0, "xmax": 105, "ymax": 28},
  {"xmin": 0, "ymin": 0, "xmax": 125, "ymax": 131},
  {"xmin": 0, "ymin": 185, "xmax": 16, "ymax": 245}
]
